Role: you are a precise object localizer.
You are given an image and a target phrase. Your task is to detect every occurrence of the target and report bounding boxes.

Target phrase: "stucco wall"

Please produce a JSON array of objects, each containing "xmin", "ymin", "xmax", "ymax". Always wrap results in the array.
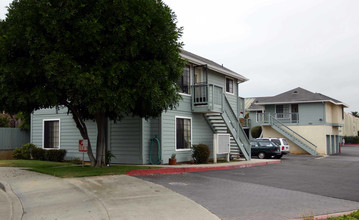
[
  {"xmin": 325, "ymin": 103, "xmax": 344, "ymax": 125},
  {"xmin": 262, "ymin": 124, "xmax": 340, "ymax": 155},
  {"xmin": 343, "ymin": 113, "xmax": 359, "ymax": 136}
]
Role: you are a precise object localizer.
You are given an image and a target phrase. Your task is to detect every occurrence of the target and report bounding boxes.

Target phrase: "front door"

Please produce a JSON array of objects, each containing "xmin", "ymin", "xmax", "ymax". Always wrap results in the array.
[
  {"xmin": 193, "ymin": 65, "xmax": 208, "ymax": 105},
  {"xmin": 291, "ymin": 104, "xmax": 298, "ymax": 123}
]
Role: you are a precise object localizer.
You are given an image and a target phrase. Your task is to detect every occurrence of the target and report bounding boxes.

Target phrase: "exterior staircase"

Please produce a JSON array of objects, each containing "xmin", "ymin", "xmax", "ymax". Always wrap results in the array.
[
  {"xmin": 204, "ymin": 96, "xmax": 251, "ymax": 161},
  {"xmin": 268, "ymin": 115, "xmax": 318, "ymax": 155}
]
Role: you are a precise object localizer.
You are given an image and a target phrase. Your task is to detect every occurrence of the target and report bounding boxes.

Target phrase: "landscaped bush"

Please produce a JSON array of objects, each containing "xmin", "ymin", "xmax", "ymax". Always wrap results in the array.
[
  {"xmin": 21, "ymin": 143, "xmax": 37, "ymax": 159},
  {"xmin": 344, "ymin": 136, "xmax": 359, "ymax": 144},
  {"xmin": 192, "ymin": 144, "xmax": 210, "ymax": 164},
  {"xmin": 12, "ymin": 147, "xmax": 24, "ymax": 159},
  {"xmin": 251, "ymin": 126, "xmax": 262, "ymax": 138},
  {"xmin": 45, "ymin": 149, "xmax": 67, "ymax": 162},
  {"xmin": 31, "ymin": 147, "xmax": 46, "ymax": 160},
  {"xmin": 12, "ymin": 143, "xmax": 36, "ymax": 159}
]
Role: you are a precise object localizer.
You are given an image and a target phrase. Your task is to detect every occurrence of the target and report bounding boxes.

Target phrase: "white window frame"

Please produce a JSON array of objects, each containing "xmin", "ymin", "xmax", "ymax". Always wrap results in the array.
[
  {"xmin": 225, "ymin": 77, "xmax": 234, "ymax": 95},
  {"xmin": 175, "ymin": 116, "xmax": 192, "ymax": 151},
  {"xmin": 42, "ymin": 119, "xmax": 61, "ymax": 149}
]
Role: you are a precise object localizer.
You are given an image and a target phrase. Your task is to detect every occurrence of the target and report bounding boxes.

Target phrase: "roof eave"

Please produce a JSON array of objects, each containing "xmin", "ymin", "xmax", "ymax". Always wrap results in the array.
[
  {"xmin": 180, "ymin": 53, "xmax": 248, "ymax": 82},
  {"xmin": 256, "ymin": 100, "xmax": 349, "ymax": 107}
]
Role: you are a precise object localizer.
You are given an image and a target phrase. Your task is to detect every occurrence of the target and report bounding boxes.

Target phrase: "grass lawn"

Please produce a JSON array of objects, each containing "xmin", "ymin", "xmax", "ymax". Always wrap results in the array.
[
  {"xmin": 328, "ymin": 210, "xmax": 359, "ymax": 219},
  {"xmin": 0, "ymin": 160, "xmax": 160, "ymax": 178}
]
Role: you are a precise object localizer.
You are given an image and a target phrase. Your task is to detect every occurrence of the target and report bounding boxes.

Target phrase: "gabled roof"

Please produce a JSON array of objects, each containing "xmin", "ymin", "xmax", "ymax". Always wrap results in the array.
[
  {"xmin": 180, "ymin": 50, "xmax": 248, "ymax": 82},
  {"xmin": 255, "ymin": 87, "xmax": 348, "ymax": 107},
  {"xmin": 246, "ymin": 97, "xmax": 271, "ymax": 111}
]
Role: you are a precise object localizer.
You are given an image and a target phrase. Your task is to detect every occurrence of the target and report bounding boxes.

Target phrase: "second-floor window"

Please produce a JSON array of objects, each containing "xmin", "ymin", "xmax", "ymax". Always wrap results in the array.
[
  {"xmin": 178, "ymin": 65, "xmax": 190, "ymax": 94},
  {"xmin": 226, "ymin": 78, "xmax": 234, "ymax": 94}
]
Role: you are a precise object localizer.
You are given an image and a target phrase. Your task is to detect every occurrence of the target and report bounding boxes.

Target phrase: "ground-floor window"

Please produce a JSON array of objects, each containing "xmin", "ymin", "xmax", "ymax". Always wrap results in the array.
[
  {"xmin": 176, "ymin": 117, "xmax": 191, "ymax": 150},
  {"xmin": 43, "ymin": 119, "xmax": 60, "ymax": 149}
]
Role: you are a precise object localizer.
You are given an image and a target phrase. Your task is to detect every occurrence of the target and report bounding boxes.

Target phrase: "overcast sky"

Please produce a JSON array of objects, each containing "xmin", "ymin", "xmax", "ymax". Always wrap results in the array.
[{"xmin": 1, "ymin": 0, "xmax": 358, "ymax": 112}]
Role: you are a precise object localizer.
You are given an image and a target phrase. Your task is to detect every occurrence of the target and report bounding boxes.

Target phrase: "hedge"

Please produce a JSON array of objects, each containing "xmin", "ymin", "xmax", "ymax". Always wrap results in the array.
[{"xmin": 344, "ymin": 136, "xmax": 359, "ymax": 144}]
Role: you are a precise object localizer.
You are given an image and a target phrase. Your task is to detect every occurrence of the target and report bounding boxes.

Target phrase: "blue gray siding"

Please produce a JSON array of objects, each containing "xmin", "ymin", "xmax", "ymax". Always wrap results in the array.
[
  {"xmin": 109, "ymin": 117, "xmax": 142, "ymax": 164},
  {"xmin": 31, "ymin": 108, "xmax": 97, "ymax": 161},
  {"xmin": 208, "ymin": 70, "xmax": 238, "ymax": 116},
  {"xmin": 142, "ymin": 117, "xmax": 161, "ymax": 164},
  {"xmin": 161, "ymin": 95, "xmax": 214, "ymax": 163},
  {"xmin": 298, "ymin": 103, "xmax": 325, "ymax": 125}
]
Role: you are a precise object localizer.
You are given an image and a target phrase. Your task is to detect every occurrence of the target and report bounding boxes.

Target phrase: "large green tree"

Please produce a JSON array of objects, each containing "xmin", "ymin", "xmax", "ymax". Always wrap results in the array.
[{"xmin": 0, "ymin": 0, "xmax": 183, "ymax": 166}]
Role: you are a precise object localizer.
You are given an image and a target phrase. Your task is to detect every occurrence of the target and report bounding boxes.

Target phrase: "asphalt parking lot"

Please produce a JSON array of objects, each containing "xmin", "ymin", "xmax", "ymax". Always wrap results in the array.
[{"xmin": 139, "ymin": 146, "xmax": 359, "ymax": 220}]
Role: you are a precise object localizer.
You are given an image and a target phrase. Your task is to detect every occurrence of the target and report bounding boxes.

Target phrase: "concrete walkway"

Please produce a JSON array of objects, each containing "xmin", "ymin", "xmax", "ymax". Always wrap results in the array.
[
  {"xmin": 0, "ymin": 167, "xmax": 220, "ymax": 220},
  {"xmin": 0, "ymin": 159, "xmax": 279, "ymax": 219}
]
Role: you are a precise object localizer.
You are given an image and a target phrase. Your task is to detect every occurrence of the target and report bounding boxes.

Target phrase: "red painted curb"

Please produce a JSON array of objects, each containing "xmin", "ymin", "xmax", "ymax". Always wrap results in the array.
[{"xmin": 126, "ymin": 160, "xmax": 281, "ymax": 176}]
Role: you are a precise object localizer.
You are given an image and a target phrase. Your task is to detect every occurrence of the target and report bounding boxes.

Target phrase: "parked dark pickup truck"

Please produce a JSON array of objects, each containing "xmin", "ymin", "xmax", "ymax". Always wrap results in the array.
[{"xmin": 250, "ymin": 139, "xmax": 281, "ymax": 159}]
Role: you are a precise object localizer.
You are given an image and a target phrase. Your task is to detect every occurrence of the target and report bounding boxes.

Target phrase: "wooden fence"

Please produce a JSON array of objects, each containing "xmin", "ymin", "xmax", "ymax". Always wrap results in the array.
[{"xmin": 0, "ymin": 127, "xmax": 30, "ymax": 150}]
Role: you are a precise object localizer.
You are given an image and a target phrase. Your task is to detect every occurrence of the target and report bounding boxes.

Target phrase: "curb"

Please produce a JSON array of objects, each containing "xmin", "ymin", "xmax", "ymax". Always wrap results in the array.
[
  {"xmin": 126, "ymin": 160, "xmax": 281, "ymax": 176},
  {"xmin": 288, "ymin": 210, "xmax": 356, "ymax": 220},
  {"xmin": 0, "ymin": 182, "xmax": 23, "ymax": 220}
]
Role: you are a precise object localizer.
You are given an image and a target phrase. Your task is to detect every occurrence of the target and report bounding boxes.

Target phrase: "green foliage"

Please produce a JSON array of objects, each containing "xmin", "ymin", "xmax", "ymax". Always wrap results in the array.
[
  {"xmin": 351, "ymin": 111, "xmax": 359, "ymax": 118},
  {"xmin": 192, "ymin": 144, "xmax": 210, "ymax": 164},
  {"xmin": 12, "ymin": 148, "xmax": 24, "ymax": 159},
  {"xmin": 251, "ymin": 126, "xmax": 262, "ymax": 138},
  {"xmin": 0, "ymin": 0, "xmax": 183, "ymax": 166},
  {"xmin": 328, "ymin": 210, "xmax": 359, "ymax": 219},
  {"xmin": 70, "ymin": 157, "xmax": 82, "ymax": 164},
  {"xmin": 344, "ymin": 136, "xmax": 359, "ymax": 144},
  {"xmin": 21, "ymin": 143, "xmax": 37, "ymax": 159},
  {"xmin": 105, "ymin": 150, "xmax": 115, "ymax": 164},
  {"xmin": 31, "ymin": 147, "xmax": 46, "ymax": 160},
  {"xmin": 15, "ymin": 112, "xmax": 30, "ymax": 131},
  {"xmin": 171, "ymin": 153, "xmax": 176, "ymax": 159},
  {"xmin": 45, "ymin": 150, "xmax": 67, "ymax": 162},
  {"xmin": 0, "ymin": 0, "xmax": 183, "ymax": 119},
  {"xmin": 0, "ymin": 114, "xmax": 11, "ymax": 127},
  {"xmin": 0, "ymin": 160, "xmax": 162, "ymax": 178},
  {"xmin": 12, "ymin": 143, "xmax": 36, "ymax": 159}
]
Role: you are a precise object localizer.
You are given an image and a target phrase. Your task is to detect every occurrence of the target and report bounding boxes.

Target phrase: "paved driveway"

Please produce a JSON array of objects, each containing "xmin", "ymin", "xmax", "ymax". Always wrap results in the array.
[{"xmin": 139, "ymin": 146, "xmax": 359, "ymax": 220}]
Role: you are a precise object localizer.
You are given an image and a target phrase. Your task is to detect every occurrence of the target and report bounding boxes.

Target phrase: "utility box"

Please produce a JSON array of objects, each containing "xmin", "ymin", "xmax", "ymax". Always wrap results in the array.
[{"xmin": 213, "ymin": 134, "xmax": 230, "ymax": 163}]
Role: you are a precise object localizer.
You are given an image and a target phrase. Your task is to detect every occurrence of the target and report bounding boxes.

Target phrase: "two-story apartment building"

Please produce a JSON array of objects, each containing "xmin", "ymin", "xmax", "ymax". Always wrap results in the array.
[
  {"xmin": 247, "ymin": 87, "xmax": 347, "ymax": 155},
  {"xmin": 30, "ymin": 50, "xmax": 250, "ymax": 164}
]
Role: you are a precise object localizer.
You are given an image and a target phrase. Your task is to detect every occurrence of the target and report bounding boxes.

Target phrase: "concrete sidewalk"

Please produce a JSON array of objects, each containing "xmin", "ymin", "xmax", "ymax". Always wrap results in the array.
[
  {"xmin": 0, "ymin": 167, "xmax": 219, "ymax": 220},
  {"xmin": 0, "ymin": 159, "xmax": 279, "ymax": 219}
]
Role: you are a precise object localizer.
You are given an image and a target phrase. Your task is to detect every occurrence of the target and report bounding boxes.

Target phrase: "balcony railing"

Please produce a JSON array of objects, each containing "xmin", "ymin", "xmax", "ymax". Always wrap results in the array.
[
  {"xmin": 192, "ymin": 84, "xmax": 223, "ymax": 112},
  {"xmin": 260, "ymin": 113, "xmax": 299, "ymax": 124}
]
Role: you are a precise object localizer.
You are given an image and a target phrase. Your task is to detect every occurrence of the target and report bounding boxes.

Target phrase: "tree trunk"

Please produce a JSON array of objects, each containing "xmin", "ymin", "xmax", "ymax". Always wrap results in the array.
[
  {"xmin": 95, "ymin": 112, "xmax": 107, "ymax": 167},
  {"xmin": 64, "ymin": 102, "xmax": 96, "ymax": 166}
]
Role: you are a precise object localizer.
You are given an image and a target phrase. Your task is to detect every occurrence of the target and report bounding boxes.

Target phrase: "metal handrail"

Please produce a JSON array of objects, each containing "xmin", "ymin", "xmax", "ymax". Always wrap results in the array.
[
  {"xmin": 270, "ymin": 115, "xmax": 317, "ymax": 150},
  {"xmin": 224, "ymin": 96, "xmax": 250, "ymax": 144}
]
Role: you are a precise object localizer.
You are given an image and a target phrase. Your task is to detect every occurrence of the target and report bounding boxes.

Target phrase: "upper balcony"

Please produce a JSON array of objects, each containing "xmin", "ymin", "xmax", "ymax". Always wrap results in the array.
[
  {"xmin": 191, "ymin": 84, "xmax": 224, "ymax": 113},
  {"xmin": 259, "ymin": 113, "xmax": 300, "ymax": 125}
]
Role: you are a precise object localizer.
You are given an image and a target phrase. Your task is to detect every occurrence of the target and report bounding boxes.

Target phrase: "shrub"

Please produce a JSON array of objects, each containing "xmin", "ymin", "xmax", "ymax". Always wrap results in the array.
[
  {"xmin": 12, "ymin": 147, "xmax": 24, "ymax": 159},
  {"xmin": 105, "ymin": 150, "xmax": 116, "ymax": 164},
  {"xmin": 45, "ymin": 149, "xmax": 67, "ymax": 162},
  {"xmin": 344, "ymin": 136, "xmax": 359, "ymax": 144},
  {"xmin": 31, "ymin": 147, "xmax": 46, "ymax": 160},
  {"xmin": 71, "ymin": 157, "xmax": 82, "ymax": 164},
  {"xmin": 21, "ymin": 143, "xmax": 37, "ymax": 159},
  {"xmin": 12, "ymin": 143, "xmax": 36, "ymax": 160},
  {"xmin": 192, "ymin": 144, "xmax": 210, "ymax": 164},
  {"xmin": 251, "ymin": 126, "xmax": 262, "ymax": 138}
]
